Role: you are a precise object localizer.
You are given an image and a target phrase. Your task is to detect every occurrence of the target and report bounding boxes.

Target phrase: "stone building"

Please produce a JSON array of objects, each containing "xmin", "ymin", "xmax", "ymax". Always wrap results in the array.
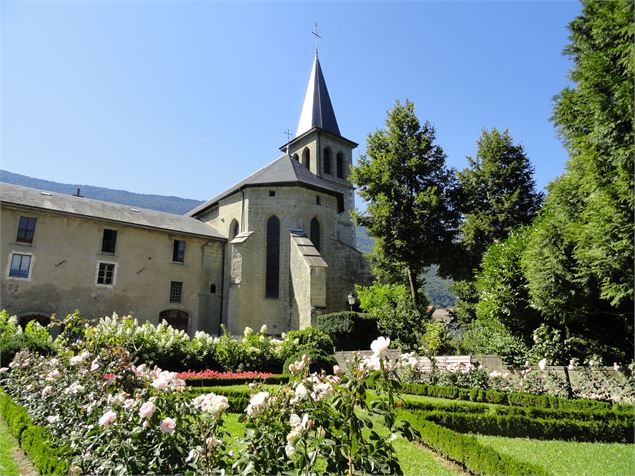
[{"xmin": 0, "ymin": 53, "xmax": 370, "ymax": 335}]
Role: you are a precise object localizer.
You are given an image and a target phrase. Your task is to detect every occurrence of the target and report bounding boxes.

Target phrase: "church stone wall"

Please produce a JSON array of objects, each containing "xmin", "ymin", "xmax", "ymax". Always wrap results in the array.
[
  {"xmin": 326, "ymin": 237, "xmax": 372, "ymax": 312},
  {"xmin": 1, "ymin": 205, "xmax": 224, "ymax": 335}
]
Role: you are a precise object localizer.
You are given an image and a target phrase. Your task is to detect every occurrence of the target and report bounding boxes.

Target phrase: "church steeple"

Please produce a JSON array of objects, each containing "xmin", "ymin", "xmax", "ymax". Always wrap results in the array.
[{"xmin": 296, "ymin": 53, "xmax": 341, "ymax": 137}]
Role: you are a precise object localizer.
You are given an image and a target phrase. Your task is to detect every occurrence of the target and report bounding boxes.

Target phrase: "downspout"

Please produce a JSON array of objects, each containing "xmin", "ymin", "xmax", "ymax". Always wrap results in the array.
[{"xmin": 240, "ymin": 190, "xmax": 245, "ymax": 232}]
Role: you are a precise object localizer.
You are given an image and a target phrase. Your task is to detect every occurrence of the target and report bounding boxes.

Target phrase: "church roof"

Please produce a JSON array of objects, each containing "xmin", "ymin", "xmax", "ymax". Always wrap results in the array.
[
  {"xmin": 296, "ymin": 53, "xmax": 340, "ymax": 137},
  {"xmin": 187, "ymin": 155, "xmax": 344, "ymax": 217},
  {"xmin": 0, "ymin": 182, "xmax": 224, "ymax": 239}
]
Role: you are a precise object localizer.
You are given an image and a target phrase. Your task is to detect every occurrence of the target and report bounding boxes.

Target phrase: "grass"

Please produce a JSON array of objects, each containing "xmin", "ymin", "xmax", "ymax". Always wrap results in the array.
[
  {"xmin": 476, "ymin": 435, "xmax": 635, "ymax": 476},
  {"xmin": 0, "ymin": 415, "xmax": 36, "ymax": 476}
]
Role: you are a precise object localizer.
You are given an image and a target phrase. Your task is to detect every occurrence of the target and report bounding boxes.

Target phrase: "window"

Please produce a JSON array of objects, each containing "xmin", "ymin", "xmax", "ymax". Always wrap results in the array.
[
  {"xmin": 159, "ymin": 310, "xmax": 188, "ymax": 332},
  {"xmin": 265, "ymin": 215, "xmax": 280, "ymax": 298},
  {"xmin": 336, "ymin": 152, "xmax": 345, "ymax": 178},
  {"xmin": 302, "ymin": 148, "xmax": 311, "ymax": 170},
  {"xmin": 323, "ymin": 148, "xmax": 332, "ymax": 175},
  {"xmin": 9, "ymin": 254, "xmax": 32, "ymax": 279},
  {"xmin": 101, "ymin": 229, "xmax": 117, "ymax": 254},
  {"xmin": 269, "ymin": 190, "xmax": 276, "ymax": 197},
  {"xmin": 210, "ymin": 283, "xmax": 216, "ymax": 293},
  {"xmin": 292, "ymin": 153, "xmax": 299, "ymax": 161},
  {"xmin": 231, "ymin": 220, "xmax": 240, "ymax": 239},
  {"xmin": 17, "ymin": 217, "xmax": 37, "ymax": 244},
  {"xmin": 96, "ymin": 262, "xmax": 116, "ymax": 286},
  {"xmin": 172, "ymin": 240, "xmax": 186, "ymax": 262},
  {"xmin": 316, "ymin": 195, "xmax": 321, "ymax": 205},
  {"xmin": 310, "ymin": 218, "xmax": 321, "ymax": 252},
  {"xmin": 170, "ymin": 281, "xmax": 183, "ymax": 303}
]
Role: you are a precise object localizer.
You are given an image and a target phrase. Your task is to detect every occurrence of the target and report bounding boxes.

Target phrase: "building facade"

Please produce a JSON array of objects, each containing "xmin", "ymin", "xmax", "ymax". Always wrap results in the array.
[{"xmin": 0, "ymin": 54, "xmax": 370, "ymax": 335}]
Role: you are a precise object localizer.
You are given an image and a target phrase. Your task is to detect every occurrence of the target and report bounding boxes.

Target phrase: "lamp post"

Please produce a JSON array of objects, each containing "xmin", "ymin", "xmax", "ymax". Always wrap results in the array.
[{"xmin": 347, "ymin": 293, "xmax": 356, "ymax": 312}]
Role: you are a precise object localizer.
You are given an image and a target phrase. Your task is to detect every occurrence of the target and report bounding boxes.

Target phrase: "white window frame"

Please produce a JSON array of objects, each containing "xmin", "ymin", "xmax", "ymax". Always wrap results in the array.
[
  {"xmin": 95, "ymin": 261, "xmax": 118, "ymax": 287},
  {"xmin": 6, "ymin": 252, "xmax": 34, "ymax": 281}
]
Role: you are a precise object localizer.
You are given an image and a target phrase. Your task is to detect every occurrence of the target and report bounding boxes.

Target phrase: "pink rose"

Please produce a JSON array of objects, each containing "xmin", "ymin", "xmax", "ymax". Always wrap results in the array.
[
  {"xmin": 160, "ymin": 417, "xmax": 176, "ymax": 433},
  {"xmin": 99, "ymin": 410, "xmax": 117, "ymax": 427},
  {"xmin": 139, "ymin": 401, "xmax": 157, "ymax": 419}
]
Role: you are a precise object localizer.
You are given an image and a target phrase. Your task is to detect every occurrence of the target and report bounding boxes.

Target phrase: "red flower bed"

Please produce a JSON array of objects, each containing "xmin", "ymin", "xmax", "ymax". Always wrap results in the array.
[{"xmin": 176, "ymin": 370, "xmax": 273, "ymax": 379}]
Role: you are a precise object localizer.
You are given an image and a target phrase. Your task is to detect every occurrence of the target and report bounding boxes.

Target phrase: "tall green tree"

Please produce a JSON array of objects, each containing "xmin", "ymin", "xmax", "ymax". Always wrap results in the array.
[
  {"xmin": 350, "ymin": 99, "xmax": 459, "ymax": 304},
  {"xmin": 452, "ymin": 128, "xmax": 543, "ymax": 325},
  {"xmin": 523, "ymin": 0, "xmax": 634, "ymax": 361},
  {"xmin": 457, "ymin": 128, "xmax": 543, "ymax": 275}
]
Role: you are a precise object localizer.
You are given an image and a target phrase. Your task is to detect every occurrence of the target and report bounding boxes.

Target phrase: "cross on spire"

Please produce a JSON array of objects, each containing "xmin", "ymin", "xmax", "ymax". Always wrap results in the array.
[
  {"xmin": 284, "ymin": 129, "xmax": 292, "ymax": 143},
  {"xmin": 312, "ymin": 23, "xmax": 321, "ymax": 53}
]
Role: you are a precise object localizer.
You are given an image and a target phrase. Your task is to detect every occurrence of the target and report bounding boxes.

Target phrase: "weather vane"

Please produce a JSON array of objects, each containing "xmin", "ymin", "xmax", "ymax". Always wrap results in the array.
[{"xmin": 312, "ymin": 23, "xmax": 321, "ymax": 53}]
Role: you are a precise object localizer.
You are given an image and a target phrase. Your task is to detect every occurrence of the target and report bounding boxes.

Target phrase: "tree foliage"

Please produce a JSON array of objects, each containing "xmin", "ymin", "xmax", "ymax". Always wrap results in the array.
[
  {"xmin": 521, "ymin": 0, "xmax": 634, "ymax": 361},
  {"xmin": 457, "ymin": 128, "xmax": 543, "ymax": 276},
  {"xmin": 350, "ymin": 99, "xmax": 459, "ymax": 303}
]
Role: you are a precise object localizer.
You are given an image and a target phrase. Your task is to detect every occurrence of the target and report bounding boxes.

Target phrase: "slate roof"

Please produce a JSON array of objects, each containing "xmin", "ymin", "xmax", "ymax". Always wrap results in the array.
[
  {"xmin": 296, "ymin": 53, "xmax": 340, "ymax": 137},
  {"xmin": 0, "ymin": 182, "xmax": 224, "ymax": 239},
  {"xmin": 187, "ymin": 154, "xmax": 344, "ymax": 217}
]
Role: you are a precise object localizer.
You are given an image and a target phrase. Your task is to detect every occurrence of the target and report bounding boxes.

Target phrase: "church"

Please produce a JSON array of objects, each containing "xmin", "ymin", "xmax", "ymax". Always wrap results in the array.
[{"xmin": 0, "ymin": 54, "xmax": 371, "ymax": 336}]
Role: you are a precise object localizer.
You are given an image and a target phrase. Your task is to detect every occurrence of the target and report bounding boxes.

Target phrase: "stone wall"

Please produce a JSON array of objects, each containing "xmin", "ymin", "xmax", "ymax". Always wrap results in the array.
[{"xmin": 326, "ymin": 238, "xmax": 372, "ymax": 312}]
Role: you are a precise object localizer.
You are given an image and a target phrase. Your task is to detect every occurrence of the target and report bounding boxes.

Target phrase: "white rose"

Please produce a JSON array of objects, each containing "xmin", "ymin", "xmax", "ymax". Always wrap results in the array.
[
  {"xmin": 139, "ymin": 401, "xmax": 157, "ymax": 419},
  {"xmin": 538, "ymin": 358, "xmax": 547, "ymax": 371},
  {"xmin": 99, "ymin": 410, "xmax": 117, "ymax": 427},
  {"xmin": 370, "ymin": 337, "xmax": 391, "ymax": 355}
]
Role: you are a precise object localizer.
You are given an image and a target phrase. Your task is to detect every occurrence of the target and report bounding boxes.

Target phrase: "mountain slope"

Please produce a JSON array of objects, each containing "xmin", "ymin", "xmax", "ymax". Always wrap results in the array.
[{"xmin": 0, "ymin": 170, "xmax": 203, "ymax": 215}]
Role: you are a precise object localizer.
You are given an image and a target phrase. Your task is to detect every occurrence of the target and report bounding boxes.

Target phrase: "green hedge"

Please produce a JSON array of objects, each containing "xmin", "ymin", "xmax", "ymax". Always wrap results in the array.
[
  {"xmin": 282, "ymin": 351, "xmax": 337, "ymax": 375},
  {"xmin": 316, "ymin": 312, "xmax": 380, "ymax": 351},
  {"xmin": 185, "ymin": 375, "xmax": 289, "ymax": 387},
  {"xmin": 401, "ymin": 396, "xmax": 634, "ymax": 423},
  {"xmin": 0, "ymin": 388, "xmax": 70, "ymax": 474},
  {"xmin": 398, "ymin": 409, "xmax": 549, "ymax": 476},
  {"xmin": 410, "ymin": 409, "xmax": 633, "ymax": 443},
  {"xmin": 401, "ymin": 382, "xmax": 631, "ymax": 412}
]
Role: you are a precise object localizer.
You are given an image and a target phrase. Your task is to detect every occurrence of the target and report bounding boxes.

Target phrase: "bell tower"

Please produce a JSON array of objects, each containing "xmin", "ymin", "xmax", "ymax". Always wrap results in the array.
[{"xmin": 281, "ymin": 52, "xmax": 358, "ymax": 245}]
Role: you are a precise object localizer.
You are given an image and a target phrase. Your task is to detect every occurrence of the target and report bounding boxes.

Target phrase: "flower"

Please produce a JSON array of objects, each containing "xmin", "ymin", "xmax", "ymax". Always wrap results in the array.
[
  {"xmin": 46, "ymin": 369, "xmax": 60, "ymax": 381},
  {"xmin": 288, "ymin": 354, "xmax": 311, "ymax": 374},
  {"xmin": 613, "ymin": 362, "xmax": 621, "ymax": 372},
  {"xmin": 66, "ymin": 383, "xmax": 84, "ymax": 395},
  {"xmin": 70, "ymin": 350, "xmax": 91, "ymax": 365},
  {"xmin": 99, "ymin": 410, "xmax": 117, "ymax": 427},
  {"xmin": 0, "ymin": 367, "xmax": 9, "ymax": 374},
  {"xmin": 186, "ymin": 449, "xmax": 197, "ymax": 463},
  {"xmin": 139, "ymin": 401, "xmax": 157, "ymax": 419},
  {"xmin": 243, "ymin": 326, "xmax": 253, "ymax": 337},
  {"xmin": 206, "ymin": 436, "xmax": 220, "ymax": 450},
  {"xmin": 42, "ymin": 385, "xmax": 53, "ymax": 397},
  {"xmin": 370, "ymin": 336, "xmax": 390, "ymax": 355},
  {"xmin": 285, "ymin": 443, "xmax": 296, "ymax": 458},
  {"xmin": 123, "ymin": 398, "xmax": 135, "ymax": 410},
  {"xmin": 538, "ymin": 358, "xmax": 547, "ymax": 371},
  {"xmin": 47, "ymin": 415, "xmax": 60, "ymax": 424},
  {"xmin": 246, "ymin": 391, "xmax": 270, "ymax": 415},
  {"xmin": 90, "ymin": 358, "xmax": 100, "ymax": 372},
  {"xmin": 260, "ymin": 324, "xmax": 268, "ymax": 334},
  {"xmin": 192, "ymin": 393, "xmax": 229, "ymax": 418},
  {"xmin": 160, "ymin": 417, "xmax": 176, "ymax": 433},
  {"xmin": 333, "ymin": 365, "xmax": 343, "ymax": 376},
  {"xmin": 489, "ymin": 370, "xmax": 502, "ymax": 378},
  {"xmin": 568, "ymin": 358, "xmax": 577, "ymax": 370}
]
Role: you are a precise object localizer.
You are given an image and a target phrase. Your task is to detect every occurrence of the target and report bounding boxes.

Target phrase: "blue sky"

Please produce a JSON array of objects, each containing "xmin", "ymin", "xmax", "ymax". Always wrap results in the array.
[{"xmin": 1, "ymin": 0, "xmax": 580, "ymax": 203}]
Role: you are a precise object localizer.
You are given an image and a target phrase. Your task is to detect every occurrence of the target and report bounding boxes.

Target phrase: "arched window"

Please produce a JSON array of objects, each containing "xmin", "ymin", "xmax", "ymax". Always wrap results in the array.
[
  {"xmin": 159, "ymin": 310, "xmax": 189, "ymax": 332},
  {"xmin": 230, "ymin": 219, "xmax": 240, "ymax": 240},
  {"xmin": 336, "ymin": 152, "xmax": 345, "ymax": 178},
  {"xmin": 265, "ymin": 215, "xmax": 280, "ymax": 298},
  {"xmin": 302, "ymin": 148, "xmax": 311, "ymax": 171},
  {"xmin": 292, "ymin": 153, "xmax": 299, "ymax": 161},
  {"xmin": 323, "ymin": 148, "xmax": 332, "ymax": 175},
  {"xmin": 310, "ymin": 218, "xmax": 321, "ymax": 252}
]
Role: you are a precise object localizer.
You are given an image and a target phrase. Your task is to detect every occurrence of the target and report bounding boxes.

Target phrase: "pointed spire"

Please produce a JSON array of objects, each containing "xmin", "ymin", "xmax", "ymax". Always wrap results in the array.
[{"xmin": 296, "ymin": 53, "xmax": 341, "ymax": 137}]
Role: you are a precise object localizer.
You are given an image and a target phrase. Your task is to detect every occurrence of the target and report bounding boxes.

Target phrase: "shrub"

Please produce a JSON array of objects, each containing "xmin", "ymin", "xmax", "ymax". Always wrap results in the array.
[
  {"xmin": 282, "ymin": 351, "xmax": 337, "ymax": 375},
  {"xmin": 399, "ymin": 410, "xmax": 549, "ymax": 476},
  {"xmin": 317, "ymin": 312, "xmax": 380, "ymax": 350},
  {"xmin": 0, "ymin": 333, "xmax": 54, "ymax": 367},
  {"xmin": 278, "ymin": 328, "xmax": 334, "ymax": 362}
]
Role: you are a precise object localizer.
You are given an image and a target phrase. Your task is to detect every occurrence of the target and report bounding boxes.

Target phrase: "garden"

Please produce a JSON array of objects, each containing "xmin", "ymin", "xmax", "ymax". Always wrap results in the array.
[{"xmin": 0, "ymin": 310, "xmax": 633, "ymax": 476}]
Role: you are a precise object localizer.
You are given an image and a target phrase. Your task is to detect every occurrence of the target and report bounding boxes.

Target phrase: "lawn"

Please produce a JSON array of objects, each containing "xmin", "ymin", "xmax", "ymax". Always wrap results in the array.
[
  {"xmin": 0, "ymin": 416, "xmax": 36, "ymax": 476},
  {"xmin": 476, "ymin": 435, "xmax": 635, "ymax": 476}
]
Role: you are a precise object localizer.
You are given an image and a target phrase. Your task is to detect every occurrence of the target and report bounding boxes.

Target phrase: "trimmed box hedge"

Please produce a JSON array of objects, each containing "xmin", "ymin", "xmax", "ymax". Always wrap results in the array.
[
  {"xmin": 0, "ymin": 388, "xmax": 70, "ymax": 475},
  {"xmin": 401, "ymin": 395, "xmax": 634, "ymax": 424},
  {"xmin": 401, "ymin": 382, "xmax": 633, "ymax": 412},
  {"xmin": 316, "ymin": 311, "xmax": 380, "ymax": 351},
  {"xmin": 409, "ymin": 409, "xmax": 634, "ymax": 443},
  {"xmin": 398, "ymin": 409, "xmax": 549, "ymax": 476}
]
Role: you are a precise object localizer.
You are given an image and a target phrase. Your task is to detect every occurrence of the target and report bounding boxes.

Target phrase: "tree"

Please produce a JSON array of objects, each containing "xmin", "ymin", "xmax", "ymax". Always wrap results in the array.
[
  {"xmin": 522, "ymin": 0, "xmax": 634, "ymax": 362},
  {"xmin": 350, "ymin": 99, "xmax": 460, "ymax": 304},
  {"xmin": 452, "ymin": 128, "xmax": 543, "ymax": 325},
  {"xmin": 457, "ymin": 128, "xmax": 543, "ymax": 275}
]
